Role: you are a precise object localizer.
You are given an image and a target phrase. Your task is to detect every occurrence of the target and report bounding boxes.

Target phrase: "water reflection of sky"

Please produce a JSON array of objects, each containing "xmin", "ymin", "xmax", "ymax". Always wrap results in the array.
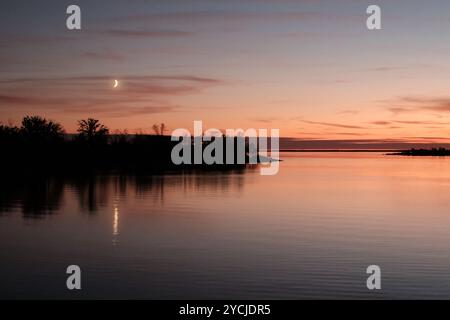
[{"xmin": 2, "ymin": 153, "xmax": 450, "ymax": 299}]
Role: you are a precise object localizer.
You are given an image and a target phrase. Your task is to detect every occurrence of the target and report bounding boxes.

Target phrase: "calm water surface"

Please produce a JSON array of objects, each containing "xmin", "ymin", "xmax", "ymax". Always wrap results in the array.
[{"xmin": 1, "ymin": 152, "xmax": 450, "ymax": 299}]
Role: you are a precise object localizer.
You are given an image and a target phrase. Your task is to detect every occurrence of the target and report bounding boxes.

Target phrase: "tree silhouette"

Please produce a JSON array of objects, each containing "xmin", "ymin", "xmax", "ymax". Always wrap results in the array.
[
  {"xmin": 77, "ymin": 118, "xmax": 109, "ymax": 144},
  {"xmin": 20, "ymin": 116, "xmax": 65, "ymax": 143},
  {"xmin": 0, "ymin": 124, "xmax": 20, "ymax": 147},
  {"xmin": 152, "ymin": 123, "xmax": 165, "ymax": 136},
  {"xmin": 0, "ymin": 124, "xmax": 19, "ymax": 137}
]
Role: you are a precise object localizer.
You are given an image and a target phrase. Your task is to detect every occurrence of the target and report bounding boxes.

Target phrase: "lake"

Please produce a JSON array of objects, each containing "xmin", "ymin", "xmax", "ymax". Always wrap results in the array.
[{"xmin": 1, "ymin": 152, "xmax": 450, "ymax": 299}]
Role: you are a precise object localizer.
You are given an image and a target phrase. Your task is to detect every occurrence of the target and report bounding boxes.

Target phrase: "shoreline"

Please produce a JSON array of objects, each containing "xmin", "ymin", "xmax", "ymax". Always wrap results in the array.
[{"xmin": 279, "ymin": 149, "xmax": 400, "ymax": 152}]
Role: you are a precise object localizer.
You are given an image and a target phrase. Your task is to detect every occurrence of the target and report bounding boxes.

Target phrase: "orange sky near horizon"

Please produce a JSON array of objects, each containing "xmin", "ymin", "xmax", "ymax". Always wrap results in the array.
[{"xmin": 1, "ymin": 0, "xmax": 450, "ymax": 144}]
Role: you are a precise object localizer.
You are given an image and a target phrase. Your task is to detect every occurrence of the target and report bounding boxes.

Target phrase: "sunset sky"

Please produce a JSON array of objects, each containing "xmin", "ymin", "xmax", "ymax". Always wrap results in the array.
[{"xmin": 1, "ymin": 0, "xmax": 450, "ymax": 146}]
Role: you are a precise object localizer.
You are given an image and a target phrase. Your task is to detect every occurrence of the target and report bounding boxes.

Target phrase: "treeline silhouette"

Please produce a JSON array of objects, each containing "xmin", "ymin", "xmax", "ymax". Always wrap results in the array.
[{"xmin": 0, "ymin": 116, "xmax": 253, "ymax": 174}]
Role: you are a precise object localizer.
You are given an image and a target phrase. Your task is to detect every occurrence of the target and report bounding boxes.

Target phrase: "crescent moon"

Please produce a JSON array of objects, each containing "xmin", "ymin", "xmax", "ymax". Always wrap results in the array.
[{"xmin": 113, "ymin": 80, "xmax": 119, "ymax": 88}]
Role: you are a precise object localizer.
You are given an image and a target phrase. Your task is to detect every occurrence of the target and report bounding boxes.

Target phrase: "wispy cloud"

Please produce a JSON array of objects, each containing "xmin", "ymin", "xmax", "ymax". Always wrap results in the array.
[
  {"xmin": 0, "ymin": 74, "xmax": 224, "ymax": 118},
  {"xmin": 0, "ymin": 33, "xmax": 76, "ymax": 46},
  {"xmin": 81, "ymin": 51, "xmax": 126, "ymax": 62},
  {"xmin": 0, "ymin": 27, "xmax": 193, "ymax": 50},
  {"xmin": 337, "ymin": 109, "xmax": 359, "ymax": 115},
  {"xmin": 301, "ymin": 120, "xmax": 365, "ymax": 129},
  {"xmin": 63, "ymin": 104, "xmax": 178, "ymax": 118},
  {"xmin": 96, "ymin": 29, "xmax": 193, "ymax": 38},
  {"xmin": 248, "ymin": 117, "xmax": 283, "ymax": 124},
  {"xmin": 366, "ymin": 66, "xmax": 402, "ymax": 72},
  {"xmin": 0, "ymin": 75, "xmax": 223, "ymax": 85},
  {"xmin": 387, "ymin": 96, "xmax": 450, "ymax": 114},
  {"xmin": 0, "ymin": 95, "xmax": 65, "ymax": 106},
  {"xmin": 370, "ymin": 121, "xmax": 391, "ymax": 126},
  {"xmin": 394, "ymin": 120, "xmax": 450, "ymax": 125},
  {"xmin": 388, "ymin": 107, "xmax": 416, "ymax": 114},
  {"xmin": 368, "ymin": 118, "xmax": 450, "ymax": 127},
  {"xmin": 116, "ymin": 10, "xmax": 324, "ymax": 24},
  {"xmin": 403, "ymin": 136, "xmax": 450, "ymax": 140}
]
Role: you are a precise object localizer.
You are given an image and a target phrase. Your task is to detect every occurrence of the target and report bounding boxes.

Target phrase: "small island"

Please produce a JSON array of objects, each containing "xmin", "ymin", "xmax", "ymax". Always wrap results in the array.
[{"xmin": 389, "ymin": 148, "xmax": 450, "ymax": 156}]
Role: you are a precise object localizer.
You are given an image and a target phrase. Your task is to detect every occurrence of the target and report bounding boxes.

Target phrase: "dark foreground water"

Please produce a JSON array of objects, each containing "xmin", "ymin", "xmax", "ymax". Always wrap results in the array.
[{"xmin": 1, "ymin": 152, "xmax": 450, "ymax": 299}]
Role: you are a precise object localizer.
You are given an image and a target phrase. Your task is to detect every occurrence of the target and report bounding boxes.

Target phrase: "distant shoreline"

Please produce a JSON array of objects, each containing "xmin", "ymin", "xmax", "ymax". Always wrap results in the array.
[
  {"xmin": 279, "ymin": 149, "xmax": 399, "ymax": 152},
  {"xmin": 387, "ymin": 148, "xmax": 450, "ymax": 156},
  {"xmin": 280, "ymin": 149, "xmax": 450, "ymax": 155}
]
